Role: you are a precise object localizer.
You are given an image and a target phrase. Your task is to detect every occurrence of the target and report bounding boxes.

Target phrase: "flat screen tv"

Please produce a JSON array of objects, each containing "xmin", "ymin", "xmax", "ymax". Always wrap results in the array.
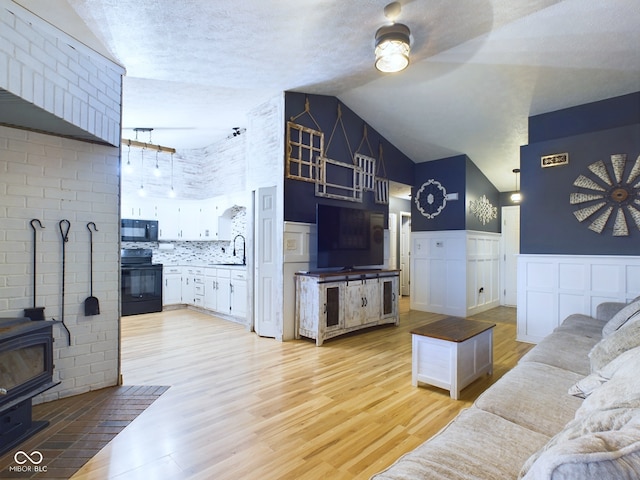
[{"xmin": 316, "ymin": 204, "xmax": 384, "ymax": 269}]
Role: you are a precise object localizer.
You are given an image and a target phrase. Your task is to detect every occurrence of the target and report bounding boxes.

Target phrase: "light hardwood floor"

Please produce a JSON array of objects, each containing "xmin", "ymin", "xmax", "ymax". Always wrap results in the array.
[{"xmin": 72, "ymin": 300, "xmax": 533, "ymax": 480}]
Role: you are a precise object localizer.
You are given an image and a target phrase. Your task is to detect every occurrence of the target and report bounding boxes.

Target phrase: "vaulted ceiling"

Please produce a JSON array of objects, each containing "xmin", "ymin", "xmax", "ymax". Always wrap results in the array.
[{"xmin": 12, "ymin": 0, "xmax": 640, "ymax": 191}]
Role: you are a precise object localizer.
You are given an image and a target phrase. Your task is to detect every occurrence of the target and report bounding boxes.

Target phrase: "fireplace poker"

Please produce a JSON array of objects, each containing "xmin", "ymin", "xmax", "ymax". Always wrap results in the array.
[
  {"xmin": 57, "ymin": 219, "xmax": 72, "ymax": 345},
  {"xmin": 24, "ymin": 219, "xmax": 46, "ymax": 321}
]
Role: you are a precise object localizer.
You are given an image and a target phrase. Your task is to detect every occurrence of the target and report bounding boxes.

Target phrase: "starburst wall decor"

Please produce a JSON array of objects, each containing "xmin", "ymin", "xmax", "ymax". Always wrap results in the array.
[
  {"xmin": 469, "ymin": 195, "xmax": 497, "ymax": 225},
  {"xmin": 570, "ymin": 153, "xmax": 640, "ymax": 236}
]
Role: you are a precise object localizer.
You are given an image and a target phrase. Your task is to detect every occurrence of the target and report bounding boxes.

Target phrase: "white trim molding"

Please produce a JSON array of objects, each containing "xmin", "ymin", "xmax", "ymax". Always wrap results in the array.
[{"xmin": 517, "ymin": 254, "xmax": 640, "ymax": 344}]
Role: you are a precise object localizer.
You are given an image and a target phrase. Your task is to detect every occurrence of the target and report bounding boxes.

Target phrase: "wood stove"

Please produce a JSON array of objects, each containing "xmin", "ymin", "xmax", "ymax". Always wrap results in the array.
[{"xmin": 0, "ymin": 317, "xmax": 56, "ymax": 456}]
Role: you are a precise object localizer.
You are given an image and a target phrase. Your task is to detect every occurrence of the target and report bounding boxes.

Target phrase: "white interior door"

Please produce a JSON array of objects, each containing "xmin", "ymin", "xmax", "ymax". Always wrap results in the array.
[
  {"xmin": 400, "ymin": 212, "xmax": 411, "ymax": 296},
  {"xmin": 255, "ymin": 186, "xmax": 278, "ymax": 338},
  {"xmin": 388, "ymin": 212, "xmax": 397, "ymax": 269},
  {"xmin": 501, "ymin": 206, "xmax": 520, "ymax": 306}
]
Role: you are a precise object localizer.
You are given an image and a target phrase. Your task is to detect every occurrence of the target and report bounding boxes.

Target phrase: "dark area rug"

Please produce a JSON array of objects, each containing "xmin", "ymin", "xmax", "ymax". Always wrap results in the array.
[{"xmin": 0, "ymin": 385, "xmax": 169, "ymax": 479}]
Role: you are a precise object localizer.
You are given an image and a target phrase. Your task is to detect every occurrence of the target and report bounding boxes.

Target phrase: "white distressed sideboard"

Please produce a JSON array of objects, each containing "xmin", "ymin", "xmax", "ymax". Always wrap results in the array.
[{"xmin": 295, "ymin": 269, "xmax": 400, "ymax": 346}]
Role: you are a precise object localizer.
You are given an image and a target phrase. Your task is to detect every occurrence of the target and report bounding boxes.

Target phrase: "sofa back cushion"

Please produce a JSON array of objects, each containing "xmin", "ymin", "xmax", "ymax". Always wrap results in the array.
[
  {"xmin": 589, "ymin": 316, "xmax": 640, "ymax": 372},
  {"xmin": 602, "ymin": 299, "xmax": 640, "ymax": 337},
  {"xmin": 569, "ymin": 345, "xmax": 640, "ymax": 399}
]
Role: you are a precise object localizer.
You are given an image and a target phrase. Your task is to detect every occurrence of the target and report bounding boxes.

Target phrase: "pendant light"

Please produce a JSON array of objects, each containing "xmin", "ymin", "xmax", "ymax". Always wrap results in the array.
[
  {"xmin": 154, "ymin": 148, "xmax": 161, "ymax": 177},
  {"xmin": 124, "ymin": 144, "xmax": 133, "ymax": 174},
  {"xmin": 375, "ymin": 2, "xmax": 411, "ymax": 73},
  {"xmin": 169, "ymin": 152, "xmax": 176, "ymax": 198},
  {"xmin": 510, "ymin": 168, "xmax": 522, "ymax": 203},
  {"xmin": 138, "ymin": 148, "xmax": 146, "ymax": 197}
]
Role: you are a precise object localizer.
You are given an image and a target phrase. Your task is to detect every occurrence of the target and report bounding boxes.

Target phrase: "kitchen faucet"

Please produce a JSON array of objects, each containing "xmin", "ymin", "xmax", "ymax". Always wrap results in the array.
[{"xmin": 233, "ymin": 234, "xmax": 246, "ymax": 265}]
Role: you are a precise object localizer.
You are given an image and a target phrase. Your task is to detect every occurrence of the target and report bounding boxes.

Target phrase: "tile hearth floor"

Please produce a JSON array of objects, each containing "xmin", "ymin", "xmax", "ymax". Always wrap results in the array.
[{"xmin": 0, "ymin": 385, "xmax": 169, "ymax": 479}]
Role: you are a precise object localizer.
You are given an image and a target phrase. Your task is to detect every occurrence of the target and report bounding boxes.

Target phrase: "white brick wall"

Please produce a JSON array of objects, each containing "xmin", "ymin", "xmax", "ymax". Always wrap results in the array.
[
  {"xmin": 0, "ymin": 0, "xmax": 124, "ymax": 146},
  {"xmin": 0, "ymin": 125, "xmax": 121, "ymax": 402}
]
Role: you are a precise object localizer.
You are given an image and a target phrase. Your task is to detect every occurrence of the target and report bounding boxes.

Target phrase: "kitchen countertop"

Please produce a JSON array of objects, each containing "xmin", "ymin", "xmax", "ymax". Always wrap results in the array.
[{"xmin": 162, "ymin": 263, "xmax": 247, "ymax": 269}]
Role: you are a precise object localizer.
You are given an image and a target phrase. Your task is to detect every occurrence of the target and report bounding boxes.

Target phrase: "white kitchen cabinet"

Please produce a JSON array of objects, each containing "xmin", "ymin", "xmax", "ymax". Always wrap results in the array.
[
  {"xmin": 163, "ymin": 266, "xmax": 183, "ymax": 306},
  {"xmin": 178, "ymin": 200, "xmax": 201, "ymax": 240},
  {"xmin": 200, "ymin": 198, "xmax": 221, "ymax": 240},
  {"xmin": 122, "ymin": 196, "xmax": 157, "ymax": 220},
  {"xmin": 230, "ymin": 270, "xmax": 247, "ymax": 318},
  {"xmin": 182, "ymin": 267, "xmax": 203, "ymax": 305},
  {"xmin": 295, "ymin": 270, "xmax": 400, "ymax": 346},
  {"xmin": 204, "ymin": 268, "xmax": 218, "ymax": 311},
  {"xmin": 157, "ymin": 202, "xmax": 181, "ymax": 240},
  {"xmin": 215, "ymin": 268, "xmax": 231, "ymax": 314},
  {"xmin": 204, "ymin": 267, "xmax": 231, "ymax": 314}
]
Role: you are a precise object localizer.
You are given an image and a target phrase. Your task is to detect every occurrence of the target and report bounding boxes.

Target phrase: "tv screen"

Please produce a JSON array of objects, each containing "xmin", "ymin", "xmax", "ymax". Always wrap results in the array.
[{"xmin": 316, "ymin": 204, "xmax": 384, "ymax": 269}]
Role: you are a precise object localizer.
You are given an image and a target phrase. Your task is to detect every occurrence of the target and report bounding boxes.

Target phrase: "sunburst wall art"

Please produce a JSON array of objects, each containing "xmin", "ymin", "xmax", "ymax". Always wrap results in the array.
[{"xmin": 570, "ymin": 153, "xmax": 640, "ymax": 236}]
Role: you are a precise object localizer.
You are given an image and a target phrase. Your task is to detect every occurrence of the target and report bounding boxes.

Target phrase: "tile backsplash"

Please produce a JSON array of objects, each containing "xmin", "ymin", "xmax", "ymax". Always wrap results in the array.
[{"xmin": 122, "ymin": 206, "xmax": 247, "ymax": 266}]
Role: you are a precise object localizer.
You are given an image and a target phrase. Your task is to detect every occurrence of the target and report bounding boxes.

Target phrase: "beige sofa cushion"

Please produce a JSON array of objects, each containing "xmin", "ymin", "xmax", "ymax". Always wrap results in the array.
[
  {"xmin": 577, "ymin": 354, "xmax": 640, "ymax": 418},
  {"xmin": 554, "ymin": 313, "xmax": 605, "ymax": 338},
  {"xmin": 589, "ymin": 317, "xmax": 640, "ymax": 372},
  {"xmin": 372, "ymin": 407, "xmax": 549, "ymax": 480},
  {"xmin": 601, "ymin": 299, "xmax": 640, "ymax": 336},
  {"xmin": 569, "ymin": 345, "xmax": 640, "ymax": 399},
  {"xmin": 475, "ymin": 362, "xmax": 583, "ymax": 436},
  {"xmin": 519, "ymin": 331, "xmax": 599, "ymax": 376},
  {"xmin": 519, "ymin": 408, "xmax": 640, "ymax": 479}
]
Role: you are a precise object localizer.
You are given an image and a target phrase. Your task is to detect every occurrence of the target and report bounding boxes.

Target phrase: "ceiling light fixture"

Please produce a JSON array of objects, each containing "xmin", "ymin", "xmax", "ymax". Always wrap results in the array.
[
  {"xmin": 154, "ymin": 148, "xmax": 161, "ymax": 177},
  {"xmin": 510, "ymin": 168, "xmax": 522, "ymax": 203},
  {"xmin": 124, "ymin": 144, "xmax": 133, "ymax": 174},
  {"xmin": 138, "ymin": 148, "xmax": 146, "ymax": 197},
  {"xmin": 169, "ymin": 152, "xmax": 176, "ymax": 198},
  {"xmin": 375, "ymin": 2, "xmax": 411, "ymax": 73}
]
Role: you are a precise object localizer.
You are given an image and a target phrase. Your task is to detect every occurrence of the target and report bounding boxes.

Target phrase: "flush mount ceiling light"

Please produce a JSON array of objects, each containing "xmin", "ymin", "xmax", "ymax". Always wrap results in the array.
[{"xmin": 375, "ymin": 2, "xmax": 411, "ymax": 73}]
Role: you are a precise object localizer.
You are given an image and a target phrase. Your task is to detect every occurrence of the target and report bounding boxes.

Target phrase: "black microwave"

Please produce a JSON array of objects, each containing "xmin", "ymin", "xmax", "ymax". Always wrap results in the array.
[{"xmin": 121, "ymin": 219, "xmax": 159, "ymax": 242}]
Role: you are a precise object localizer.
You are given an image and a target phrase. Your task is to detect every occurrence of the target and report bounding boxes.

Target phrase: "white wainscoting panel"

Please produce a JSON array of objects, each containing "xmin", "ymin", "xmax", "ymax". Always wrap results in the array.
[
  {"xmin": 517, "ymin": 255, "xmax": 640, "ymax": 344},
  {"xmin": 411, "ymin": 230, "xmax": 501, "ymax": 317}
]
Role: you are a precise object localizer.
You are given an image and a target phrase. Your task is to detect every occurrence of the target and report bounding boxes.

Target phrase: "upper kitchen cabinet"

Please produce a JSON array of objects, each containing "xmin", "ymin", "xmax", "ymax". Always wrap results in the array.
[{"xmin": 122, "ymin": 197, "xmax": 157, "ymax": 220}]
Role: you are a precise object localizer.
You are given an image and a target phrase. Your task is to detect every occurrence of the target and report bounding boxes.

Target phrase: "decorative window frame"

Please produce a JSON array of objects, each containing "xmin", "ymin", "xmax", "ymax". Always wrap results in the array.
[
  {"xmin": 315, "ymin": 156, "xmax": 363, "ymax": 203},
  {"xmin": 286, "ymin": 121, "xmax": 324, "ymax": 182}
]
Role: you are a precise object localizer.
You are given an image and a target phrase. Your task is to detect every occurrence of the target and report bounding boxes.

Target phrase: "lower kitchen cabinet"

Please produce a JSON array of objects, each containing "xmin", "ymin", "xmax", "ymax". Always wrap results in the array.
[
  {"xmin": 163, "ymin": 266, "xmax": 183, "ymax": 305},
  {"xmin": 163, "ymin": 265, "xmax": 246, "ymax": 320},
  {"xmin": 230, "ymin": 270, "xmax": 247, "ymax": 318},
  {"xmin": 295, "ymin": 269, "xmax": 399, "ymax": 346}
]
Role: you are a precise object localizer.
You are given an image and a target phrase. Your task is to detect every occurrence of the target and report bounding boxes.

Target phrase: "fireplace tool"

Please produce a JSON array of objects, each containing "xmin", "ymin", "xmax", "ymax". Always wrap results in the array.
[
  {"xmin": 24, "ymin": 218, "xmax": 46, "ymax": 321},
  {"xmin": 57, "ymin": 219, "xmax": 72, "ymax": 345},
  {"xmin": 84, "ymin": 222, "xmax": 100, "ymax": 316}
]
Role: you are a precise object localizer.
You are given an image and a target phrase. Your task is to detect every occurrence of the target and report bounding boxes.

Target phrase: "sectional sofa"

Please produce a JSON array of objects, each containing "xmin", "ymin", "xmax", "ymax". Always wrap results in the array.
[{"xmin": 372, "ymin": 297, "xmax": 640, "ymax": 479}]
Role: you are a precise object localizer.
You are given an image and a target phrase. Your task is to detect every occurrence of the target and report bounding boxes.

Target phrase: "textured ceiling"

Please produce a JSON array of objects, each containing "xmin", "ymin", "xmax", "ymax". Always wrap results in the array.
[{"xmin": 12, "ymin": 0, "xmax": 640, "ymax": 191}]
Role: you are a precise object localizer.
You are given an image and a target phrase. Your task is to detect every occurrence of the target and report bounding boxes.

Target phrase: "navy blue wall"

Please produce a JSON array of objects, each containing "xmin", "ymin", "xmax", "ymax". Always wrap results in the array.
[
  {"xmin": 412, "ymin": 155, "xmax": 500, "ymax": 232},
  {"xmin": 412, "ymin": 156, "xmax": 467, "ymax": 231},
  {"xmin": 521, "ymin": 92, "xmax": 640, "ymax": 255},
  {"xmin": 283, "ymin": 92, "xmax": 415, "ymax": 224}
]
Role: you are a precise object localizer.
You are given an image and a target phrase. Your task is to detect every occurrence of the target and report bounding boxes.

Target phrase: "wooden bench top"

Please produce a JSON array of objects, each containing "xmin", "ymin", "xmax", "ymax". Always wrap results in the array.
[{"xmin": 411, "ymin": 316, "xmax": 496, "ymax": 343}]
